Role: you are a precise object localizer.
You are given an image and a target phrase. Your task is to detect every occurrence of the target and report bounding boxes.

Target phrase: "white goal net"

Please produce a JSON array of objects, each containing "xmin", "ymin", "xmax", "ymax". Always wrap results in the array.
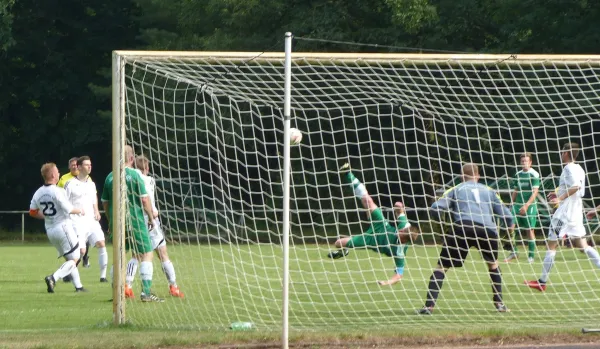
[{"xmin": 114, "ymin": 50, "xmax": 600, "ymax": 331}]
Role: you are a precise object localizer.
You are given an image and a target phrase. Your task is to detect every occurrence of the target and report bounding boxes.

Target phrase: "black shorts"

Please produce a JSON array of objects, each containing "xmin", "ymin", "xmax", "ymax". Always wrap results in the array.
[{"xmin": 438, "ymin": 221, "xmax": 499, "ymax": 268}]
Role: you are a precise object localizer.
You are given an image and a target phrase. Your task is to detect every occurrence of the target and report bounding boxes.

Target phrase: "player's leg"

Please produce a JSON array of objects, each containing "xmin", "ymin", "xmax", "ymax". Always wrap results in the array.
[
  {"xmin": 418, "ymin": 224, "xmax": 468, "ymax": 314},
  {"xmin": 156, "ymin": 244, "xmax": 184, "ymax": 298},
  {"xmin": 82, "ymin": 242, "xmax": 91, "ymax": 268},
  {"xmin": 504, "ymin": 206, "xmax": 521, "ymax": 262},
  {"xmin": 45, "ymin": 224, "xmax": 85, "ymax": 292},
  {"xmin": 125, "ymin": 256, "xmax": 138, "ymax": 298},
  {"xmin": 526, "ymin": 219, "xmax": 561, "ymax": 291},
  {"xmin": 339, "ymin": 162, "xmax": 377, "ymax": 212},
  {"xmin": 527, "ymin": 229, "xmax": 536, "ymax": 263},
  {"xmin": 476, "ymin": 227, "xmax": 507, "ymax": 312},
  {"xmin": 134, "ymin": 230, "xmax": 164, "ymax": 302},
  {"xmin": 570, "ymin": 233, "xmax": 600, "ymax": 268},
  {"xmin": 89, "ymin": 222, "xmax": 108, "ymax": 281},
  {"xmin": 326, "ymin": 236, "xmax": 353, "ymax": 259}
]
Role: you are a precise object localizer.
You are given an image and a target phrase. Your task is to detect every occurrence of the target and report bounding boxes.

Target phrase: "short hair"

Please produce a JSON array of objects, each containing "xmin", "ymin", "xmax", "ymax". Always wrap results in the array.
[
  {"xmin": 462, "ymin": 163, "xmax": 479, "ymax": 178},
  {"xmin": 68, "ymin": 157, "xmax": 78, "ymax": 165},
  {"xmin": 77, "ymin": 156, "xmax": 90, "ymax": 166},
  {"xmin": 520, "ymin": 152, "xmax": 533, "ymax": 161},
  {"xmin": 135, "ymin": 155, "xmax": 149, "ymax": 170},
  {"xmin": 41, "ymin": 163, "xmax": 56, "ymax": 180},
  {"xmin": 562, "ymin": 142, "xmax": 580, "ymax": 160},
  {"xmin": 124, "ymin": 145, "xmax": 134, "ymax": 162}
]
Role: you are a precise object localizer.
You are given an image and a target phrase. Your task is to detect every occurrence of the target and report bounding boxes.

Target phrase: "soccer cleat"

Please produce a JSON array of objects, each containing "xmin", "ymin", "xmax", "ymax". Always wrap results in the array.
[
  {"xmin": 169, "ymin": 285, "xmax": 184, "ymax": 298},
  {"xmin": 83, "ymin": 255, "xmax": 90, "ymax": 268},
  {"xmin": 495, "ymin": 303, "xmax": 510, "ymax": 313},
  {"xmin": 527, "ymin": 257, "xmax": 534, "ymax": 263},
  {"xmin": 75, "ymin": 287, "xmax": 88, "ymax": 292},
  {"xmin": 338, "ymin": 162, "xmax": 350, "ymax": 173},
  {"xmin": 327, "ymin": 248, "xmax": 350, "ymax": 259},
  {"xmin": 416, "ymin": 306, "xmax": 433, "ymax": 315},
  {"xmin": 141, "ymin": 293, "xmax": 165, "ymax": 303},
  {"xmin": 62, "ymin": 274, "xmax": 72, "ymax": 283},
  {"xmin": 99, "ymin": 278, "xmax": 109, "ymax": 283},
  {"xmin": 44, "ymin": 275, "xmax": 55, "ymax": 293},
  {"xmin": 503, "ymin": 252, "xmax": 518, "ymax": 263},
  {"xmin": 525, "ymin": 280, "xmax": 547, "ymax": 292},
  {"xmin": 124, "ymin": 285, "xmax": 135, "ymax": 299}
]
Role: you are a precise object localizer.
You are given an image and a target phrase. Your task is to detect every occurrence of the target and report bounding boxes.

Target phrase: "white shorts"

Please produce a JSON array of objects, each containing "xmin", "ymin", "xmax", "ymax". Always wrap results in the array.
[
  {"xmin": 149, "ymin": 218, "xmax": 166, "ymax": 250},
  {"xmin": 72, "ymin": 219, "xmax": 105, "ymax": 248},
  {"xmin": 548, "ymin": 218, "xmax": 586, "ymax": 240},
  {"xmin": 47, "ymin": 222, "xmax": 81, "ymax": 260}
]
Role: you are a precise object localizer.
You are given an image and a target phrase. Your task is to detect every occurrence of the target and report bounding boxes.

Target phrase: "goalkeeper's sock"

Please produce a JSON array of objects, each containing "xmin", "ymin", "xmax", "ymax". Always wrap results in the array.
[
  {"xmin": 584, "ymin": 246, "xmax": 600, "ymax": 268},
  {"xmin": 539, "ymin": 250, "xmax": 556, "ymax": 283},
  {"xmin": 98, "ymin": 247, "xmax": 108, "ymax": 279},
  {"xmin": 528, "ymin": 240, "xmax": 536, "ymax": 259},
  {"xmin": 126, "ymin": 258, "xmax": 139, "ymax": 286},
  {"xmin": 139, "ymin": 261, "xmax": 153, "ymax": 295},
  {"xmin": 489, "ymin": 267, "xmax": 503, "ymax": 304},
  {"xmin": 161, "ymin": 260, "xmax": 177, "ymax": 285},
  {"xmin": 424, "ymin": 270, "xmax": 445, "ymax": 308}
]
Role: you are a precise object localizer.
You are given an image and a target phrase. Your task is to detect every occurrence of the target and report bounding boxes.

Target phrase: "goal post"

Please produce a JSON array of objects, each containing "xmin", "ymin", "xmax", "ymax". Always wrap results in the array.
[{"xmin": 111, "ymin": 43, "xmax": 600, "ymax": 333}]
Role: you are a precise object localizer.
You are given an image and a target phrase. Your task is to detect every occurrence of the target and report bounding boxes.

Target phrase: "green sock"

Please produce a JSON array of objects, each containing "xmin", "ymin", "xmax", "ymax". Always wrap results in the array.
[
  {"xmin": 528, "ymin": 240, "xmax": 536, "ymax": 258},
  {"xmin": 346, "ymin": 171, "xmax": 357, "ymax": 183},
  {"xmin": 142, "ymin": 279, "xmax": 152, "ymax": 295}
]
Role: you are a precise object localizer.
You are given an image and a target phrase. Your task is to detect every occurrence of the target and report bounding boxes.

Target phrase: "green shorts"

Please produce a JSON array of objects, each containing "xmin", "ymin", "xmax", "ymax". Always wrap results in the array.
[
  {"xmin": 125, "ymin": 228, "xmax": 153, "ymax": 255},
  {"xmin": 511, "ymin": 204, "xmax": 538, "ymax": 229},
  {"xmin": 346, "ymin": 208, "xmax": 398, "ymax": 257}
]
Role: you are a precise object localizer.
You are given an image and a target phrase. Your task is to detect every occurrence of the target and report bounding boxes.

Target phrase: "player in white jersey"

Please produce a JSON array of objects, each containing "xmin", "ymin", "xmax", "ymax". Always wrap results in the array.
[
  {"xmin": 123, "ymin": 155, "xmax": 184, "ymax": 298},
  {"xmin": 64, "ymin": 156, "xmax": 108, "ymax": 282},
  {"xmin": 526, "ymin": 143, "xmax": 600, "ymax": 292},
  {"xmin": 29, "ymin": 162, "xmax": 87, "ymax": 293}
]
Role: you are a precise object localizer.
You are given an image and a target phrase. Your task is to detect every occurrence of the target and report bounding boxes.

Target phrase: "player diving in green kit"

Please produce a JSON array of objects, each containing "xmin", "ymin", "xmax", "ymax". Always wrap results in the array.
[{"xmin": 327, "ymin": 163, "xmax": 419, "ymax": 286}]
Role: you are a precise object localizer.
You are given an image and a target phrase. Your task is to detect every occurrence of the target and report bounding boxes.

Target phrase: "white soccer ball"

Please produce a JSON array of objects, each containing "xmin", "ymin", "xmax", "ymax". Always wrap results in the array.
[{"xmin": 290, "ymin": 128, "xmax": 303, "ymax": 145}]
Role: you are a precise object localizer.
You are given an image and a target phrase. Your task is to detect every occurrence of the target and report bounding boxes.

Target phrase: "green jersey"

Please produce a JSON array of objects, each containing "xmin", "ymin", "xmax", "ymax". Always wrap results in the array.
[
  {"xmin": 511, "ymin": 169, "xmax": 540, "ymax": 205},
  {"xmin": 101, "ymin": 167, "xmax": 149, "ymax": 234}
]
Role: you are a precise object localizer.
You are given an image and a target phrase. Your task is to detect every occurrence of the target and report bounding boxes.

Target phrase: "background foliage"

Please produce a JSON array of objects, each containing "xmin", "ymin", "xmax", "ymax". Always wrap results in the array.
[{"xmin": 1, "ymin": 0, "xmax": 599, "ymax": 231}]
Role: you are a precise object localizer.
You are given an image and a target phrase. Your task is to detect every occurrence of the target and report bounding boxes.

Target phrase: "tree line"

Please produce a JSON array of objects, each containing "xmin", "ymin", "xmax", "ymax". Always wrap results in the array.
[{"xmin": 1, "ymin": 0, "xmax": 599, "ymax": 231}]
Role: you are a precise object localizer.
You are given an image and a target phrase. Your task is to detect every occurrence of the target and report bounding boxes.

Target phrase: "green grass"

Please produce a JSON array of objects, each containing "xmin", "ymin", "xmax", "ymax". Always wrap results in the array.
[{"xmin": 1, "ymin": 242, "xmax": 599, "ymax": 348}]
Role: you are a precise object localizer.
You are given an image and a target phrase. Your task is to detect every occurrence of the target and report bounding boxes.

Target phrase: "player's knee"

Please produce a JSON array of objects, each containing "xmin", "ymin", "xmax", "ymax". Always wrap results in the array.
[{"xmin": 96, "ymin": 241, "xmax": 105, "ymax": 248}]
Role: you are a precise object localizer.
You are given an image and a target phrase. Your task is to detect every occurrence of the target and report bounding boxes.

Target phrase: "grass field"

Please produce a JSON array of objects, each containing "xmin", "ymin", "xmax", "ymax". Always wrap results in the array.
[{"xmin": 2, "ymin": 241, "xmax": 600, "ymax": 348}]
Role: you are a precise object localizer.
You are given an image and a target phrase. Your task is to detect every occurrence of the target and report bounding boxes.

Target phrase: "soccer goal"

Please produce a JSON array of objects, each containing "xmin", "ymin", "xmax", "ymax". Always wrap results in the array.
[{"xmin": 111, "ymin": 36, "xmax": 600, "ymax": 336}]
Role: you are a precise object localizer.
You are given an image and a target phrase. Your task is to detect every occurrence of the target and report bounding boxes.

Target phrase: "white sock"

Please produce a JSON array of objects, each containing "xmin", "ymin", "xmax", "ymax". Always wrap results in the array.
[
  {"xmin": 351, "ymin": 179, "xmax": 367, "ymax": 199},
  {"xmin": 98, "ymin": 247, "xmax": 108, "ymax": 278},
  {"xmin": 584, "ymin": 246, "xmax": 600, "ymax": 268},
  {"xmin": 53, "ymin": 260, "xmax": 76, "ymax": 280},
  {"xmin": 140, "ymin": 261, "xmax": 153, "ymax": 294},
  {"xmin": 70, "ymin": 267, "xmax": 83, "ymax": 289},
  {"xmin": 126, "ymin": 258, "xmax": 138, "ymax": 286},
  {"xmin": 162, "ymin": 260, "xmax": 177, "ymax": 286},
  {"xmin": 540, "ymin": 250, "xmax": 557, "ymax": 283}
]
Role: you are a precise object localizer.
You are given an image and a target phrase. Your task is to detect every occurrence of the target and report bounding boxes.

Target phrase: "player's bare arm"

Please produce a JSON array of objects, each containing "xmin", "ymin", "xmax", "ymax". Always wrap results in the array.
[
  {"xmin": 141, "ymin": 196, "xmax": 155, "ymax": 229},
  {"xmin": 587, "ymin": 204, "xmax": 600, "ymax": 220},
  {"xmin": 102, "ymin": 201, "xmax": 110, "ymax": 226},
  {"xmin": 520, "ymin": 187, "xmax": 539, "ymax": 215}
]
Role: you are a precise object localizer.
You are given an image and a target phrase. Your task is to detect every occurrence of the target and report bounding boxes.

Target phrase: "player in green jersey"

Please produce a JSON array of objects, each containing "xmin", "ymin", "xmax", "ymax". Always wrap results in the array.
[
  {"xmin": 326, "ymin": 163, "xmax": 419, "ymax": 286},
  {"xmin": 505, "ymin": 152, "xmax": 540, "ymax": 263},
  {"xmin": 101, "ymin": 145, "xmax": 163, "ymax": 302}
]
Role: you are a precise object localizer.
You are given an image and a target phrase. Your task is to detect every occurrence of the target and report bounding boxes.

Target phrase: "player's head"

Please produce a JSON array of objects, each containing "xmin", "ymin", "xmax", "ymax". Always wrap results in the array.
[
  {"xmin": 41, "ymin": 163, "xmax": 59, "ymax": 184},
  {"xmin": 520, "ymin": 152, "xmax": 532, "ymax": 170},
  {"xmin": 398, "ymin": 225, "xmax": 420, "ymax": 244},
  {"xmin": 124, "ymin": 145, "xmax": 135, "ymax": 166},
  {"xmin": 135, "ymin": 155, "xmax": 150, "ymax": 175},
  {"xmin": 561, "ymin": 142, "xmax": 580, "ymax": 163},
  {"xmin": 461, "ymin": 163, "xmax": 480, "ymax": 182},
  {"xmin": 68, "ymin": 157, "xmax": 79, "ymax": 176},
  {"xmin": 77, "ymin": 156, "xmax": 92, "ymax": 176}
]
